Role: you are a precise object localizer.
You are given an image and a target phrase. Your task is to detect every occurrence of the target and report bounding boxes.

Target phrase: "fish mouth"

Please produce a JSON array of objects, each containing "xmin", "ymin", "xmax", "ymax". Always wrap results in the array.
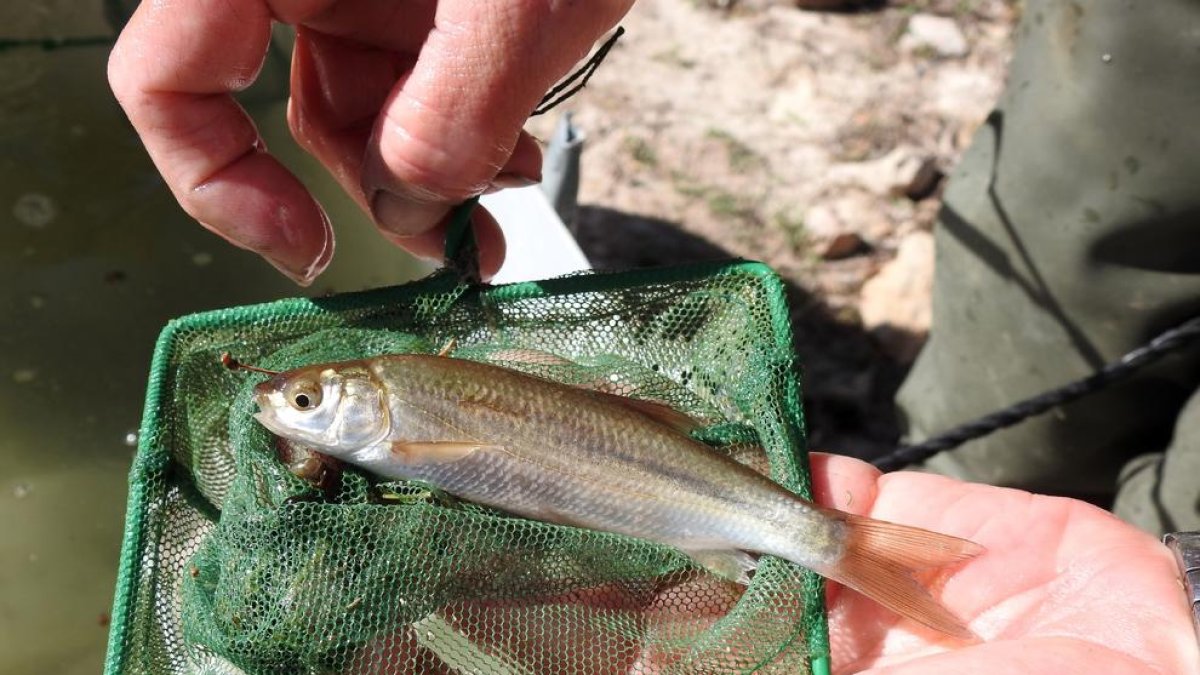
[
  {"xmin": 252, "ymin": 387, "xmax": 292, "ymax": 439},
  {"xmin": 252, "ymin": 409, "xmax": 285, "ymax": 436}
]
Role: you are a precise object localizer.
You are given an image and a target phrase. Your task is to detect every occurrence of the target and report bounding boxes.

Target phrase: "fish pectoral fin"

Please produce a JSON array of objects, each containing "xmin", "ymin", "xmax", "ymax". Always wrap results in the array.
[
  {"xmin": 390, "ymin": 441, "xmax": 495, "ymax": 465},
  {"xmin": 682, "ymin": 548, "xmax": 758, "ymax": 585}
]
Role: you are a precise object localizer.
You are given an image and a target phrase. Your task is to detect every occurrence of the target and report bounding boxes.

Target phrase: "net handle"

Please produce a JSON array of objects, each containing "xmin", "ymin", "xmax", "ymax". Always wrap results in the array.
[{"xmin": 443, "ymin": 197, "xmax": 483, "ymax": 284}]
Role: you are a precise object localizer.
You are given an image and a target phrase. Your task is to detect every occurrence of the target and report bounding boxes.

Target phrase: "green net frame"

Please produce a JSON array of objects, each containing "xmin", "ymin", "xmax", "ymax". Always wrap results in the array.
[{"xmin": 104, "ymin": 206, "xmax": 831, "ymax": 674}]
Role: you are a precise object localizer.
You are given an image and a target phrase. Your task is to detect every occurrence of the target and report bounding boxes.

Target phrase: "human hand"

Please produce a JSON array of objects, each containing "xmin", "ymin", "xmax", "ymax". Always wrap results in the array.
[
  {"xmin": 344, "ymin": 452, "xmax": 1196, "ymax": 673},
  {"xmin": 811, "ymin": 453, "xmax": 1199, "ymax": 674},
  {"xmin": 108, "ymin": 0, "xmax": 632, "ymax": 284}
]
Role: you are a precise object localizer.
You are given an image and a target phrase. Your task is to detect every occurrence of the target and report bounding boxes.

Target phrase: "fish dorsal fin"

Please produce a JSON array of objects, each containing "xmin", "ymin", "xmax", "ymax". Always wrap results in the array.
[
  {"xmin": 390, "ymin": 441, "xmax": 491, "ymax": 465},
  {"xmin": 584, "ymin": 389, "xmax": 699, "ymax": 434},
  {"xmin": 475, "ymin": 347, "xmax": 700, "ymax": 433}
]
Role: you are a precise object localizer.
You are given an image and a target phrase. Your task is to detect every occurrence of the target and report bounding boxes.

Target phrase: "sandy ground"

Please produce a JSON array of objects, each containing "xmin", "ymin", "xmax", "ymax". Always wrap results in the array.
[{"xmin": 527, "ymin": 0, "xmax": 1018, "ymax": 458}]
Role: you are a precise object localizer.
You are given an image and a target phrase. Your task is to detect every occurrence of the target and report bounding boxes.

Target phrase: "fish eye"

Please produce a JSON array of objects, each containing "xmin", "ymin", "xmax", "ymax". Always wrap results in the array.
[{"xmin": 285, "ymin": 380, "xmax": 322, "ymax": 411}]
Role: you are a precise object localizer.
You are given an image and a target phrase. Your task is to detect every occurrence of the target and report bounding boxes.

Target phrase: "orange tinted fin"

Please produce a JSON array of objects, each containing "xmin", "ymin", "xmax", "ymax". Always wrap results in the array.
[
  {"xmin": 682, "ymin": 548, "xmax": 759, "ymax": 585},
  {"xmin": 483, "ymin": 347, "xmax": 575, "ymax": 366},
  {"xmin": 816, "ymin": 508, "xmax": 984, "ymax": 641},
  {"xmin": 390, "ymin": 442, "xmax": 491, "ymax": 465},
  {"xmin": 437, "ymin": 339, "xmax": 458, "ymax": 357},
  {"xmin": 586, "ymin": 390, "xmax": 700, "ymax": 434}
]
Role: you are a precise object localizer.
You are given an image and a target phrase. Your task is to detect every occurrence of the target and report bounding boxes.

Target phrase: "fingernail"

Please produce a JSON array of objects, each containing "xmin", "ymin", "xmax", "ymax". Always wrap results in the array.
[
  {"xmin": 485, "ymin": 172, "xmax": 540, "ymax": 194},
  {"xmin": 265, "ymin": 212, "xmax": 335, "ymax": 287},
  {"xmin": 370, "ymin": 190, "xmax": 449, "ymax": 237}
]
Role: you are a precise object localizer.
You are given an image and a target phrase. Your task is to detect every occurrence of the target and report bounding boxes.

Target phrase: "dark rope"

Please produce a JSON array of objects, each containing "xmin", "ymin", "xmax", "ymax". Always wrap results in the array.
[
  {"xmin": 532, "ymin": 27, "xmax": 625, "ymax": 116},
  {"xmin": 873, "ymin": 315, "xmax": 1200, "ymax": 472}
]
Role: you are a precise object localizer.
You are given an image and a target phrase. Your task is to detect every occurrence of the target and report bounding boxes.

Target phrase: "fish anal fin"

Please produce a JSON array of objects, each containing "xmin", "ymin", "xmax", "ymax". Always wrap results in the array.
[
  {"xmin": 683, "ymin": 548, "xmax": 758, "ymax": 585},
  {"xmin": 817, "ymin": 509, "xmax": 984, "ymax": 641},
  {"xmin": 390, "ymin": 441, "xmax": 492, "ymax": 465}
]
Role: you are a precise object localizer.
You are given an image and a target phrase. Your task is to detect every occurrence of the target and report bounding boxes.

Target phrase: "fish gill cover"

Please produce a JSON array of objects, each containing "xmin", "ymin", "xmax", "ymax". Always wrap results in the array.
[{"xmin": 104, "ymin": 255, "xmax": 828, "ymax": 674}]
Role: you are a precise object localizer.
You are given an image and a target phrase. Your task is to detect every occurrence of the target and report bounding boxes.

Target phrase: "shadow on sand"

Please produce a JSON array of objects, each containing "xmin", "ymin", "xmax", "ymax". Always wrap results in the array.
[{"xmin": 572, "ymin": 205, "xmax": 907, "ymax": 461}]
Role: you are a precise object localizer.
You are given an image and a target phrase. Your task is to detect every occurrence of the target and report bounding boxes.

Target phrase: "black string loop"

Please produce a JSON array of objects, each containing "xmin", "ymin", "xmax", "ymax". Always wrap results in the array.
[{"xmin": 873, "ymin": 316, "xmax": 1200, "ymax": 471}]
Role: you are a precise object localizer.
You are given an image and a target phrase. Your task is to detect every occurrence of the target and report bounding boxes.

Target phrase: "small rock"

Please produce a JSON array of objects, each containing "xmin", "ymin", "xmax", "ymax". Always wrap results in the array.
[
  {"xmin": 900, "ymin": 14, "xmax": 968, "ymax": 59},
  {"xmin": 804, "ymin": 192, "xmax": 889, "ymax": 259},
  {"xmin": 859, "ymin": 231, "xmax": 935, "ymax": 362},
  {"xmin": 820, "ymin": 232, "xmax": 870, "ymax": 260},
  {"xmin": 903, "ymin": 158, "xmax": 944, "ymax": 201},
  {"xmin": 827, "ymin": 145, "xmax": 929, "ymax": 198},
  {"xmin": 803, "ymin": 203, "xmax": 844, "ymax": 240}
]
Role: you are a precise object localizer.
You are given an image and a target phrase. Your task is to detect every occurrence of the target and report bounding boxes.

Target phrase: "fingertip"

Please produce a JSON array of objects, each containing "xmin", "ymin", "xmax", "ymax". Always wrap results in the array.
[
  {"xmin": 288, "ymin": 205, "xmax": 335, "ymax": 286},
  {"xmin": 185, "ymin": 152, "xmax": 335, "ymax": 287},
  {"xmin": 808, "ymin": 452, "xmax": 881, "ymax": 515},
  {"xmin": 379, "ymin": 205, "xmax": 506, "ymax": 278},
  {"xmin": 485, "ymin": 131, "xmax": 543, "ymax": 193}
]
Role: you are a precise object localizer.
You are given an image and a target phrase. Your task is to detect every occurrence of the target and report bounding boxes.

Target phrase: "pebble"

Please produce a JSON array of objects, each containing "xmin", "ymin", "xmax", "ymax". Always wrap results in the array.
[
  {"xmin": 859, "ymin": 230, "xmax": 935, "ymax": 362},
  {"xmin": 900, "ymin": 14, "xmax": 969, "ymax": 59},
  {"xmin": 820, "ymin": 232, "xmax": 870, "ymax": 260}
]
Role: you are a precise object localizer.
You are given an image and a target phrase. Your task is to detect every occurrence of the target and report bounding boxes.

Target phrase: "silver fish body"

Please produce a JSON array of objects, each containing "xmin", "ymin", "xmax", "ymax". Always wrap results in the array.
[
  {"xmin": 374, "ymin": 356, "xmax": 839, "ymax": 570},
  {"xmin": 253, "ymin": 353, "xmax": 981, "ymax": 638}
]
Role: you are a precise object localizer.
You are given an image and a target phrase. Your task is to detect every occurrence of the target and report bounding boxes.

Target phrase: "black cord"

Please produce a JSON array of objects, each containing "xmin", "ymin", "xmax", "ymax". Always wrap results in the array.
[
  {"xmin": 532, "ymin": 27, "xmax": 625, "ymax": 116},
  {"xmin": 873, "ymin": 315, "xmax": 1200, "ymax": 472}
]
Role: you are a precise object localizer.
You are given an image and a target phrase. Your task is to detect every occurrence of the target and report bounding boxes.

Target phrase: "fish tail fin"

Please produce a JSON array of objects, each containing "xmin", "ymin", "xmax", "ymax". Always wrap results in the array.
[{"xmin": 815, "ymin": 508, "xmax": 984, "ymax": 641}]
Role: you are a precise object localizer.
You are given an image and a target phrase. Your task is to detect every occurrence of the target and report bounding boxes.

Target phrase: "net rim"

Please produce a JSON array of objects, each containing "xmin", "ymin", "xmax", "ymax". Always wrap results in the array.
[{"xmin": 103, "ymin": 259, "xmax": 830, "ymax": 674}]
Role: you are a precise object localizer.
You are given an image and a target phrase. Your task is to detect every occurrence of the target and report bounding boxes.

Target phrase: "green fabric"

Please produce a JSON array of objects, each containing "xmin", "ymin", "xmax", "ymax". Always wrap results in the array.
[
  {"xmin": 1113, "ymin": 388, "xmax": 1200, "ymax": 534},
  {"xmin": 898, "ymin": 0, "xmax": 1200, "ymax": 529},
  {"xmin": 105, "ymin": 262, "xmax": 829, "ymax": 674}
]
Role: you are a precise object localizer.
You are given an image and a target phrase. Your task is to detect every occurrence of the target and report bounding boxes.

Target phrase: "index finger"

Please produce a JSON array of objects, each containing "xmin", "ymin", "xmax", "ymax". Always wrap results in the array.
[{"xmin": 107, "ymin": 0, "xmax": 336, "ymax": 284}]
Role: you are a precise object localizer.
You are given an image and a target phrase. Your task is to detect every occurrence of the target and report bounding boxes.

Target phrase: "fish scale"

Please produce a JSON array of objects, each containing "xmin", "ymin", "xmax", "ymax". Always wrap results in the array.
[{"xmin": 370, "ymin": 356, "xmax": 820, "ymax": 560}]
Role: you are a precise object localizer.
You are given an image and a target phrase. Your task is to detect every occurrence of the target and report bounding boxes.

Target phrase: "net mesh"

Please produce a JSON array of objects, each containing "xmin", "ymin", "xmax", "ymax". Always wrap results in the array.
[{"xmin": 105, "ymin": 261, "xmax": 829, "ymax": 674}]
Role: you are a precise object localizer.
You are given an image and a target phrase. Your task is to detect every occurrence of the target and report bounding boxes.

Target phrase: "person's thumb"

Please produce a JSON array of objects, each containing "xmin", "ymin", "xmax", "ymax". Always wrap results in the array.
[{"xmin": 362, "ymin": 1, "xmax": 632, "ymax": 239}]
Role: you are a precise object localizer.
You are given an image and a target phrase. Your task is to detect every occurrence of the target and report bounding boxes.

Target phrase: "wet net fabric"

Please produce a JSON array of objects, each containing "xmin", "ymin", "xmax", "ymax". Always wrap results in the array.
[{"xmin": 105, "ymin": 263, "xmax": 828, "ymax": 674}]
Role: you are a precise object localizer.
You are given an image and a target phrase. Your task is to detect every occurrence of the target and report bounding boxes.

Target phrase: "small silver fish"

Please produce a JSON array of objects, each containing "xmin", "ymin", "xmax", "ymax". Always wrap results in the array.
[{"xmin": 253, "ymin": 353, "xmax": 982, "ymax": 638}]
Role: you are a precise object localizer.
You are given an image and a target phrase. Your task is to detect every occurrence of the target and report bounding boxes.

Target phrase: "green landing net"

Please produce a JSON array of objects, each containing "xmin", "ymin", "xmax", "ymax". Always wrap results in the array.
[{"xmin": 104, "ymin": 202, "xmax": 831, "ymax": 675}]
